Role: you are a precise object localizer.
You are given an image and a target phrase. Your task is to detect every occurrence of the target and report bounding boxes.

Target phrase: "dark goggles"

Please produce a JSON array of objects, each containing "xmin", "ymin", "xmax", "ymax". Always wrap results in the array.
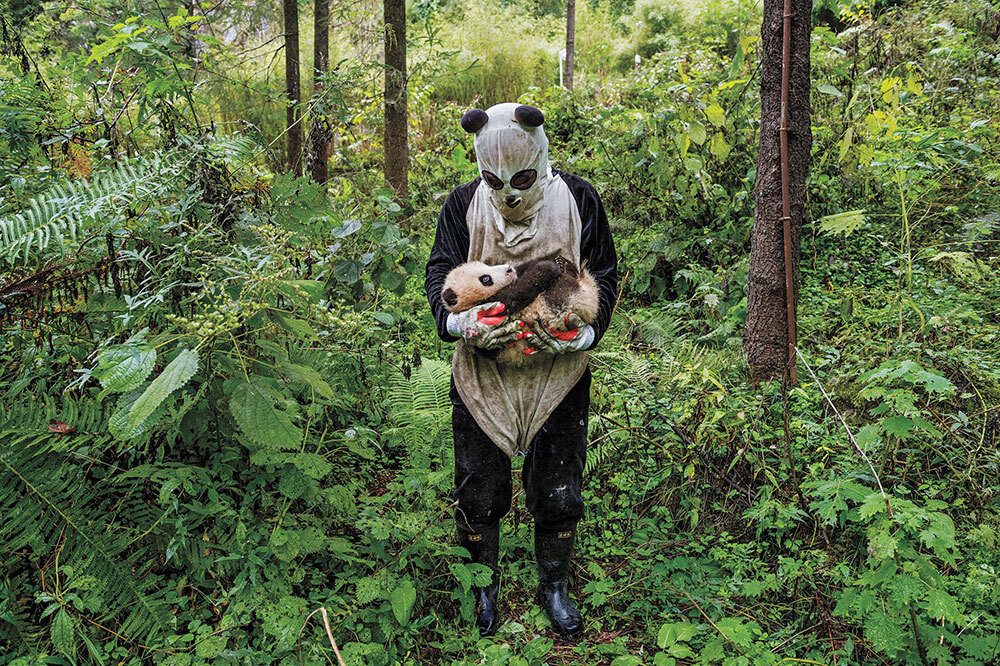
[{"xmin": 481, "ymin": 169, "xmax": 537, "ymax": 191}]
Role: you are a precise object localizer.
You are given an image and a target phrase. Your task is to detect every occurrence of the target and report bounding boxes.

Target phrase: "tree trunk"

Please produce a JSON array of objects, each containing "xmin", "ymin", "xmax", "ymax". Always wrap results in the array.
[
  {"xmin": 564, "ymin": 0, "xmax": 575, "ymax": 90},
  {"xmin": 309, "ymin": 0, "xmax": 330, "ymax": 185},
  {"xmin": 743, "ymin": 0, "xmax": 811, "ymax": 382},
  {"xmin": 383, "ymin": 0, "xmax": 409, "ymax": 202},
  {"xmin": 283, "ymin": 0, "xmax": 302, "ymax": 176}
]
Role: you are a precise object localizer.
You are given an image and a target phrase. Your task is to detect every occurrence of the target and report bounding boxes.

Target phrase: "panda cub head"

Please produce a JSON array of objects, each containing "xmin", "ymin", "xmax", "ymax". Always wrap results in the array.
[{"xmin": 441, "ymin": 261, "xmax": 516, "ymax": 312}]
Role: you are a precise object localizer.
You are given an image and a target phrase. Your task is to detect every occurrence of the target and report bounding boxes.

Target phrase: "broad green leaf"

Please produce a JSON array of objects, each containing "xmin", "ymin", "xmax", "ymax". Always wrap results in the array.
[
  {"xmin": 333, "ymin": 219, "xmax": 361, "ymax": 238},
  {"xmin": 278, "ymin": 466, "xmax": 310, "ymax": 499},
  {"xmin": 95, "ymin": 344, "xmax": 156, "ymax": 393},
  {"xmin": 334, "ymin": 259, "xmax": 361, "ymax": 283},
  {"xmin": 882, "ymin": 415, "xmax": 915, "ymax": 439},
  {"xmin": 864, "ymin": 612, "xmax": 904, "ymax": 656},
  {"xmin": 704, "ymin": 104, "xmax": 726, "ymax": 126},
  {"xmin": 687, "ymin": 120, "xmax": 707, "ymax": 146},
  {"xmin": 925, "ymin": 589, "xmax": 963, "ymax": 623},
  {"xmin": 838, "ymin": 126, "xmax": 854, "ymax": 163},
  {"xmin": 709, "ymin": 133, "xmax": 731, "ymax": 160},
  {"xmin": 818, "ymin": 209, "xmax": 865, "ymax": 236},
  {"xmin": 818, "ymin": 82, "xmax": 843, "ymax": 97},
  {"xmin": 292, "ymin": 452, "xmax": 333, "ymax": 479},
  {"xmin": 523, "ymin": 637, "xmax": 554, "ymax": 660},
  {"xmin": 270, "ymin": 313, "xmax": 317, "ymax": 340},
  {"xmin": 279, "ymin": 362, "xmax": 334, "ymax": 399},
  {"xmin": 450, "ymin": 562, "xmax": 473, "ymax": 593},
  {"xmin": 683, "ymin": 156, "xmax": 703, "ymax": 173},
  {"xmin": 859, "ymin": 493, "xmax": 889, "ymax": 520},
  {"xmin": 123, "ymin": 349, "xmax": 197, "ymax": 434},
  {"xmin": 920, "ymin": 512, "xmax": 956, "ymax": 560},
  {"xmin": 390, "ymin": 579, "xmax": 416, "ymax": 626},
  {"xmin": 229, "ymin": 380, "xmax": 302, "ymax": 450},
  {"xmin": 867, "ymin": 529, "xmax": 898, "ymax": 560},
  {"xmin": 355, "ymin": 576, "xmax": 382, "ymax": 605},
  {"xmin": 51, "ymin": 607, "xmax": 75, "ymax": 655}
]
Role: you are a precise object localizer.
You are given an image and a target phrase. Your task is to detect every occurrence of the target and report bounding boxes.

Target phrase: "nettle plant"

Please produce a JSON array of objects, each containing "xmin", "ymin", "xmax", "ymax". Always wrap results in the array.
[
  {"xmin": 805, "ymin": 360, "xmax": 998, "ymax": 663},
  {"xmin": 856, "ymin": 358, "xmax": 956, "ymax": 458}
]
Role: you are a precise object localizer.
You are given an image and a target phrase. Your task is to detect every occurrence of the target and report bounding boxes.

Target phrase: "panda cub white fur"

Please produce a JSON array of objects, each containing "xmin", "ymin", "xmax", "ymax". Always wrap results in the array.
[{"xmin": 441, "ymin": 256, "xmax": 599, "ymax": 366}]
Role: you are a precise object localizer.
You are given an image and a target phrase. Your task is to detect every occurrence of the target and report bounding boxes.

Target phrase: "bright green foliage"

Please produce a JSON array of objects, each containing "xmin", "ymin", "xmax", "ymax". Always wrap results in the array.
[
  {"xmin": 2, "ymin": 0, "xmax": 999, "ymax": 663},
  {"xmin": 230, "ymin": 378, "xmax": 304, "ymax": 450},
  {"xmin": 0, "ymin": 155, "xmax": 185, "ymax": 263},
  {"xmin": 94, "ymin": 337, "xmax": 156, "ymax": 393}
]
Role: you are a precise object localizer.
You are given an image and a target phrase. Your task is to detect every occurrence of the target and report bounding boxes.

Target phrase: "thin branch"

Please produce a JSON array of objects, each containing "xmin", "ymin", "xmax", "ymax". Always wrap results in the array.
[
  {"xmin": 298, "ymin": 606, "xmax": 347, "ymax": 666},
  {"xmin": 795, "ymin": 347, "xmax": 892, "ymax": 516}
]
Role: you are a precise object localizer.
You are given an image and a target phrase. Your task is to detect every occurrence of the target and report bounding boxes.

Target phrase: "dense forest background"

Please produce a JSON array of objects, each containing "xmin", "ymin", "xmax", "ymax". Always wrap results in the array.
[{"xmin": 2, "ymin": 0, "xmax": 1000, "ymax": 663}]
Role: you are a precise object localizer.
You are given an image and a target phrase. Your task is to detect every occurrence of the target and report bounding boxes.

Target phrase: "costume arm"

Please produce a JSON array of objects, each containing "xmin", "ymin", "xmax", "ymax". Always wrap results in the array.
[
  {"xmin": 569, "ymin": 175, "xmax": 618, "ymax": 350},
  {"xmin": 425, "ymin": 181, "xmax": 476, "ymax": 342}
]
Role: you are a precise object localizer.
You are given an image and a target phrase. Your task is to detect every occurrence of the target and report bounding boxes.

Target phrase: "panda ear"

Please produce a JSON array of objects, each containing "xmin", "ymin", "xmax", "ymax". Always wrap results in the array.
[
  {"xmin": 514, "ymin": 105, "xmax": 544, "ymax": 128},
  {"xmin": 442, "ymin": 288, "xmax": 458, "ymax": 308},
  {"xmin": 461, "ymin": 108, "xmax": 489, "ymax": 134}
]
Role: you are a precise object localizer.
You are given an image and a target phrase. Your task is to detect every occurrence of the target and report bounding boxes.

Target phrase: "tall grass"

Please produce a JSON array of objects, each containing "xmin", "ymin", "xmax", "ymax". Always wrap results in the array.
[{"xmin": 425, "ymin": 0, "xmax": 561, "ymax": 105}]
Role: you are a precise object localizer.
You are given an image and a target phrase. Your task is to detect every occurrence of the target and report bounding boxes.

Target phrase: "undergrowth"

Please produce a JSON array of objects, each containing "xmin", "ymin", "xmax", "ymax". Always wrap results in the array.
[{"xmin": 1, "ymin": 0, "xmax": 999, "ymax": 664}]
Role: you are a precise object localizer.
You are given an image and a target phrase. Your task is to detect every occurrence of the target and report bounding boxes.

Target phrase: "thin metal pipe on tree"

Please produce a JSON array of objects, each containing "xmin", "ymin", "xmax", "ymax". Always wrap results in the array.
[{"xmin": 780, "ymin": 0, "xmax": 798, "ymax": 385}]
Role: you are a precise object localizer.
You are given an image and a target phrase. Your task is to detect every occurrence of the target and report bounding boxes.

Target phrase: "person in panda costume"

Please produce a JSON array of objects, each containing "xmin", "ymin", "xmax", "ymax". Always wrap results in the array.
[{"xmin": 425, "ymin": 103, "xmax": 618, "ymax": 637}]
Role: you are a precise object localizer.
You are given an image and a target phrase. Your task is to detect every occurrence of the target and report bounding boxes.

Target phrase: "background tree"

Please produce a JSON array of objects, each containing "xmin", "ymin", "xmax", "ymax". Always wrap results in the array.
[
  {"xmin": 564, "ymin": 0, "xmax": 575, "ymax": 90},
  {"xmin": 383, "ymin": 0, "xmax": 408, "ymax": 202},
  {"xmin": 284, "ymin": 0, "xmax": 302, "ymax": 176},
  {"xmin": 743, "ymin": 0, "xmax": 812, "ymax": 381},
  {"xmin": 309, "ymin": 0, "xmax": 330, "ymax": 185}
]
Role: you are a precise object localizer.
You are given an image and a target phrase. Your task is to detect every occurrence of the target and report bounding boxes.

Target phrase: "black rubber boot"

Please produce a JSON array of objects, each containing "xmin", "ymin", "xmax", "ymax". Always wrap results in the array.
[
  {"xmin": 535, "ymin": 526, "xmax": 584, "ymax": 637},
  {"xmin": 459, "ymin": 523, "xmax": 501, "ymax": 636}
]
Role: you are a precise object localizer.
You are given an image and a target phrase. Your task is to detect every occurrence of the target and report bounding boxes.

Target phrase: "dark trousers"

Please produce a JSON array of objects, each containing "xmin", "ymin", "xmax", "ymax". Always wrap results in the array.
[{"xmin": 451, "ymin": 367, "xmax": 590, "ymax": 535}]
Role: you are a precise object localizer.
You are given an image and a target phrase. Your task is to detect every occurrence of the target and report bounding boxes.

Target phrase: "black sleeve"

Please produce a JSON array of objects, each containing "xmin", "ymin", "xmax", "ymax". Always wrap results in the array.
[
  {"xmin": 561, "ymin": 172, "xmax": 618, "ymax": 350},
  {"xmin": 425, "ymin": 179, "xmax": 477, "ymax": 342}
]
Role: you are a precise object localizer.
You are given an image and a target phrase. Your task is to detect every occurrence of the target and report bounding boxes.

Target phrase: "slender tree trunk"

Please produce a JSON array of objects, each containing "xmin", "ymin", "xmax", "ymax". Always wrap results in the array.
[
  {"xmin": 283, "ymin": 0, "xmax": 302, "ymax": 176},
  {"xmin": 309, "ymin": 0, "xmax": 330, "ymax": 185},
  {"xmin": 564, "ymin": 0, "xmax": 575, "ymax": 90},
  {"xmin": 383, "ymin": 0, "xmax": 408, "ymax": 202},
  {"xmin": 743, "ymin": 0, "xmax": 811, "ymax": 381}
]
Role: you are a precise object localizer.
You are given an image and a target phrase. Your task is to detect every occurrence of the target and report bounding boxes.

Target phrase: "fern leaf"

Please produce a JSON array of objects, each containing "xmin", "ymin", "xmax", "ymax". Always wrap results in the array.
[
  {"xmin": 0, "ymin": 154, "xmax": 185, "ymax": 263},
  {"xmin": 0, "ymin": 433, "xmax": 173, "ymax": 644},
  {"xmin": 386, "ymin": 358, "xmax": 452, "ymax": 449}
]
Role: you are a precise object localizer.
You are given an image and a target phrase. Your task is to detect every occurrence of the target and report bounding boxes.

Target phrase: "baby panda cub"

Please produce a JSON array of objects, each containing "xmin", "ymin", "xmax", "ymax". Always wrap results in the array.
[{"xmin": 442, "ymin": 256, "xmax": 599, "ymax": 366}]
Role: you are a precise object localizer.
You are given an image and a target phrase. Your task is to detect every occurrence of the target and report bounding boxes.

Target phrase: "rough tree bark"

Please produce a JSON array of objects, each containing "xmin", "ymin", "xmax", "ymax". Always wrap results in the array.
[
  {"xmin": 383, "ymin": 0, "xmax": 409, "ymax": 202},
  {"xmin": 283, "ymin": 0, "xmax": 302, "ymax": 176},
  {"xmin": 564, "ymin": 0, "xmax": 575, "ymax": 90},
  {"xmin": 743, "ymin": 0, "xmax": 811, "ymax": 382},
  {"xmin": 309, "ymin": 0, "xmax": 330, "ymax": 185}
]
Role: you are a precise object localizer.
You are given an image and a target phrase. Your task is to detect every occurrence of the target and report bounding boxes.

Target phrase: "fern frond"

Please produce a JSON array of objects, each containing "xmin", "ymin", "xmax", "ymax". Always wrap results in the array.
[
  {"xmin": 0, "ymin": 154, "xmax": 187, "ymax": 264},
  {"xmin": 0, "ymin": 416, "xmax": 173, "ymax": 648},
  {"xmin": 207, "ymin": 134, "xmax": 263, "ymax": 166},
  {"xmin": 634, "ymin": 312, "xmax": 685, "ymax": 349},
  {"xmin": 385, "ymin": 358, "xmax": 452, "ymax": 449}
]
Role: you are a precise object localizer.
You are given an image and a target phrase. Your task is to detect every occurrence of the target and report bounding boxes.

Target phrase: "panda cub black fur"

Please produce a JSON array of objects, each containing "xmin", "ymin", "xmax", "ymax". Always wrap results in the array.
[{"xmin": 441, "ymin": 256, "xmax": 598, "ymax": 366}]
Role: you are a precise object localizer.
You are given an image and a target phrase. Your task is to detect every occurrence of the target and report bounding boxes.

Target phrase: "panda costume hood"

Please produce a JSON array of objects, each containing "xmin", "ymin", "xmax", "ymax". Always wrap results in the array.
[
  {"xmin": 426, "ymin": 103, "xmax": 618, "ymax": 458},
  {"xmin": 464, "ymin": 103, "xmax": 552, "ymax": 238}
]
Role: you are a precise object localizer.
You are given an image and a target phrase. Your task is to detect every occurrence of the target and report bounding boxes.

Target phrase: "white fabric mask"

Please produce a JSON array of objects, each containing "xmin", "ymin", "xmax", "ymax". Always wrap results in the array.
[{"xmin": 466, "ymin": 103, "xmax": 551, "ymax": 225}]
